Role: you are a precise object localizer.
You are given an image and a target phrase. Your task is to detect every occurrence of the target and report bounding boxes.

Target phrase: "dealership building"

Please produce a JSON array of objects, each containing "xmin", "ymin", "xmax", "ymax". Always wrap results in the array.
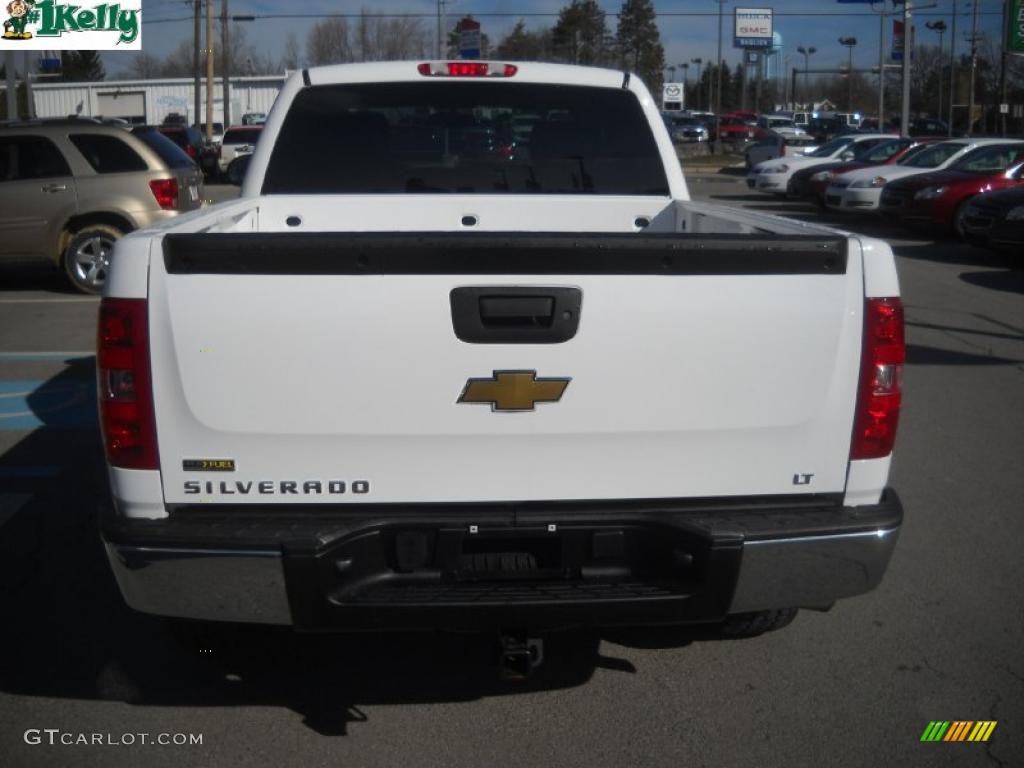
[{"xmin": 28, "ymin": 74, "xmax": 287, "ymax": 126}]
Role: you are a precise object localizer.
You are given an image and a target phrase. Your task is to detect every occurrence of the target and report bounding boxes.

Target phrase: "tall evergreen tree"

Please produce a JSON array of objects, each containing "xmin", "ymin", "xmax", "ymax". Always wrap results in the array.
[
  {"xmin": 616, "ymin": 0, "xmax": 665, "ymax": 92},
  {"xmin": 495, "ymin": 20, "xmax": 552, "ymax": 61},
  {"xmin": 552, "ymin": 1, "xmax": 613, "ymax": 66},
  {"xmin": 59, "ymin": 51, "xmax": 105, "ymax": 82}
]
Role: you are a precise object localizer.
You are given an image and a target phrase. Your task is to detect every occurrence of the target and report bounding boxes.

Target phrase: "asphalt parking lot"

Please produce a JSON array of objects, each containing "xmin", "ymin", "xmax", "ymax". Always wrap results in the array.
[{"xmin": 1, "ymin": 180, "xmax": 1021, "ymax": 768}]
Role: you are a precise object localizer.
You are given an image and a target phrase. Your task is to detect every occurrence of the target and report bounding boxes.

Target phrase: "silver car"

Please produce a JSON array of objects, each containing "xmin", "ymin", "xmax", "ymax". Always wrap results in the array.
[
  {"xmin": 0, "ymin": 118, "xmax": 203, "ymax": 293},
  {"xmin": 664, "ymin": 115, "xmax": 709, "ymax": 143}
]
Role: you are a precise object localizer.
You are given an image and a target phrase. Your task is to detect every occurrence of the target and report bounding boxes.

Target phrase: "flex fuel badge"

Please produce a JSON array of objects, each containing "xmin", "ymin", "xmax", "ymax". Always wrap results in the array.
[{"xmin": 182, "ymin": 459, "xmax": 236, "ymax": 472}]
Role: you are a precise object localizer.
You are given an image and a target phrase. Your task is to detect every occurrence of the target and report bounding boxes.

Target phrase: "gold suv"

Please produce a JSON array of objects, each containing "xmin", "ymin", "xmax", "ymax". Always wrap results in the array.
[{"xmin": 0, "ymin": 118, "xmax": 204, "ymax": 293}]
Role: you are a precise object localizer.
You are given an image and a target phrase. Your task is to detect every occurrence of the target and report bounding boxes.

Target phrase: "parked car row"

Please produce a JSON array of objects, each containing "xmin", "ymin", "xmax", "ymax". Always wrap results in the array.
[
  {"xmin": 746, "ymin": 134, "xmax": 1024, "ymax": 249},
  {"xmin": 662, "ymin": 110, "xmax": 809, "ymax": 147},
  {"xmin": 0, "ymin": 117, "xmax": 204, "ymax": 293},
  {"xmin": 156, "ymin": 118, "xmax": 264, "ymax": 183}
]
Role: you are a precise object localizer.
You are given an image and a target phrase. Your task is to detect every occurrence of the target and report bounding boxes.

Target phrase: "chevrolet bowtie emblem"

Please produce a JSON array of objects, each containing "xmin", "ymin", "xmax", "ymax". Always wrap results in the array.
[{"xmin": 458, "ymin": 370, "xmax": 571, "ymax": 412}]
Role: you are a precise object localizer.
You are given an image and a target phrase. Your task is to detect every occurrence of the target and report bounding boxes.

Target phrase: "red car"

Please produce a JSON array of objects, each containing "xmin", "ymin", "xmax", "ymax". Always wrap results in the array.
[
  {"xmin": 879, "ymin": 142, "xmax": 1024, "ymax": 236},
  {"xmin": 717, "ymin": 114, "xmax": 755, "ymax": 142},
  {"xmin": 729, "ymin": 111, "xmax": 758, "ymax": 124}
]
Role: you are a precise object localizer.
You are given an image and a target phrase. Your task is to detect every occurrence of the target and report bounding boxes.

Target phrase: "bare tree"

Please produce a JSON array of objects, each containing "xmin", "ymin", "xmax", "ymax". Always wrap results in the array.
[
  {"xmin": 121, "ymin": 52, "xmax": 163, "ymax": 79},
  {"xmin": 307, "ymin": 18, "xmax": 354, "ymax": 65},
  {"xmin": 356, "ymin": 11, "xmax": 429, "ymax": 61},
  {"xmin": 158, "ymin": 40, "xmax": 195, "ymax": 77},
  {"xmin": 281, "ymin": 33, "xmax": 302, "ymax": 71}
]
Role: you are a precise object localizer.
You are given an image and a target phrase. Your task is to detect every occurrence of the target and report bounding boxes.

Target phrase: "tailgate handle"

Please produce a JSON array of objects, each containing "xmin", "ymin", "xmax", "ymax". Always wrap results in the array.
[
  {"xmin": 451, "ymin": 287, "xmax": 581, "ymax": 344},
  {"xmin": 479, "ymin": 296, "xmax": 555, "ymax": 326}
]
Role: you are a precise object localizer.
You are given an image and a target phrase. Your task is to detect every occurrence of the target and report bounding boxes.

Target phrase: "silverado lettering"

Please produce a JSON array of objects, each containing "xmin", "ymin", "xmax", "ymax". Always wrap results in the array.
[{"xmin": 183, "ymin": 480, "xmax": 368, "ymax": 495}]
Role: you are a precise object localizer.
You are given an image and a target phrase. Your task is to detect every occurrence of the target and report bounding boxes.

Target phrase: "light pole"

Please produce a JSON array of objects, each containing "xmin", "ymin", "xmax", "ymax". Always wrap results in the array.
[
  {"xmin": 437, "ymin": 0, "xmax": 453, "ymax": 58},
  {"xmin": 221, "ymin": 0, "xmax": 229, "ymax": 131},
  {"xmin": 948, "ymin": 0, "xmax": 957, "ymax": 134},
  {"xmin": 926, "ymin": 20, "xmax": 946, "ymax": 120},
  {"xmin": 876, "ymin": 2, "xmax": 887, "ymax": 127},
  {"xmin": 783, "ymin": 55, "xmax": 791, "ymax": 110},
  {"xmin": 227, "ymin": 14, "xmax": 255, "ymax": 128},
  {"xmin": 797, "ymin": 46, "xmax": 816, "ymax": 110},
  {"xmin": 714, "ymin": 0, "xmax": 725, "ymax": 115},
  {"xmin": 691, "ymin": 58, "xmax": 703, "ymax": 110},
  {"xmin": 668, "ymin": 65, "xmax": 676, "ymax": 82},
  {"xmin": 193, "ymin": 0, "xmax": 201, "ymax": 127},
  {"xmin": 899, "ymin": 0, "xmax": 913, "ymax": 138},
  {"xmin": 966, "ymin": 0, "xmax": 979, "ymax": 135},
  {"xmin": 206, "ymin": 0, "xmax": 214, "ymax": 141},
  {"xmin": 839, "ymin": 37, "xmax": 857, "ymax": 113}
]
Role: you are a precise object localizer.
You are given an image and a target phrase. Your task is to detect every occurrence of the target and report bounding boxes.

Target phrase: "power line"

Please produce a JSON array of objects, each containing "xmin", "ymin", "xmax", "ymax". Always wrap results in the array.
[{"xmin": 144, "ymin": 9, "xmax": 1006, "ymax": 24}]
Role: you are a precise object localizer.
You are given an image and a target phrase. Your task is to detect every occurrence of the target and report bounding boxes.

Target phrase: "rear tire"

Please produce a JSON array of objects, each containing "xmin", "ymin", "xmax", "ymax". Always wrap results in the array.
[
  {"xmin": 952, "ymin": 197, "xmax": 973, "ymax": 239},
  {"xmin": 62, "ymin": 224, "xmax": 123, "ymax": 294},
  {"xmin": 717, "ymin": 608, "xmax": 798, "ymax": 639}
]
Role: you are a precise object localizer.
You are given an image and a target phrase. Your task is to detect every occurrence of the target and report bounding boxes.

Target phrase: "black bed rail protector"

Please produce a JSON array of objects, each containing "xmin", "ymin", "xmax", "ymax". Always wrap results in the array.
[
  {"xmin": 96, "ymin": 491, "xmax": 912, "ymax": 553},
  {"xmin": 162, "ymin": 232, "xmax": 848, "ymax": 276}
]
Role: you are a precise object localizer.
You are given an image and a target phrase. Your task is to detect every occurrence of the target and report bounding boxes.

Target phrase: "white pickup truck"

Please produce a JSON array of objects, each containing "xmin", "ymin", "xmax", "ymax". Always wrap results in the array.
[{"xmin": 98, "ymin": 61, "xmax": 904, "ymax": 649}]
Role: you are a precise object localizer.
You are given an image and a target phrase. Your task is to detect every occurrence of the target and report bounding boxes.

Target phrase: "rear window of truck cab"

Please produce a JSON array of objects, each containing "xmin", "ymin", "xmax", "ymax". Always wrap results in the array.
[{"xmin": 262, "ymin": 82, "xmax": 670, "ymax": 195}]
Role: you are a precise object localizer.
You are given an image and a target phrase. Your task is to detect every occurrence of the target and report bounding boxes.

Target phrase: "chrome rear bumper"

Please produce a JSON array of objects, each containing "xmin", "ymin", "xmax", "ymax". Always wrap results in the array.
[{"xmin": 103, "ymin": 491, "xmax": 902, "ymax": 628}]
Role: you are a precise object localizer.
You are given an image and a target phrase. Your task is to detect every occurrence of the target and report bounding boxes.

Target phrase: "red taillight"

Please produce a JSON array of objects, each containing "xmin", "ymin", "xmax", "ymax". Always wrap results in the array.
[
  {"xmin": 98, "ymin": 298, "xmax": 158, "ymax": 470},
  {"xmin": 851, "ymin": 297, "xmax": 905, "ymax": 460},
  {"xmin": 417, "ymin": 62, "xmax": 518, "ymax": 77},
  {"xmin": 186, "ymin": 144, "xmax": 196, "ymax": 158},
  {"xmin": 148, "ymin": 178, "xmax": 179, "ymax": 210},
  {"xmin": 449, "ymin": 62, "xmax": 489, "ymax": 77}
]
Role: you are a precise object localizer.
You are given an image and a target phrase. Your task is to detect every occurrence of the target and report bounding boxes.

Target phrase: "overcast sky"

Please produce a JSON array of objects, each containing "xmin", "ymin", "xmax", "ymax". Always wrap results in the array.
[{"xmin": 101, "ymin": 0, "xmax": 1008, "ymax": 82}]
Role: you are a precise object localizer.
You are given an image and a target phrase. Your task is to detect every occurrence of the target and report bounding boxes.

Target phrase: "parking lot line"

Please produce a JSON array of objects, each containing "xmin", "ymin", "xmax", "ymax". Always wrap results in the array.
[
  {"xmin": 0, "ymin": 352, "xmax": 95, "ymax": 360},
  {"xmin": 0, "ymin": 466, "xmax": 61, "ymax": 478},
  {"xmin": 0, "ymin": 298, "xmax": 99, "ymax": 304},
  {"xmin": 0, "ymin": 379, "xmax": 96, "ymax": 430}
]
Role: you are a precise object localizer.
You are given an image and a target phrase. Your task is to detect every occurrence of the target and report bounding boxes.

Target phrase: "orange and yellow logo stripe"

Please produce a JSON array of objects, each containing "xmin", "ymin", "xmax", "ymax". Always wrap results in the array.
[{"xmin": 921, "ymin": 721, "xmax": 997, "ymax": 742}]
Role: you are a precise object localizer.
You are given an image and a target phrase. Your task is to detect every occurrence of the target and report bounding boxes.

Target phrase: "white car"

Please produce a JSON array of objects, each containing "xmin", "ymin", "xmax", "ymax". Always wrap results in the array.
[
  {"xmin": 745, "ymin": 134, "xmax": 819, "ymax": 169},
  {"xmin": 217, "ymin": 125, "xmax": 264, "ymax": 175},
  {"xmin": 756, "ymin": 115, "xmax": 807, "ymax": 137},
  {"xmin": 747, "ymin": 134, "xmax": 899, "ymax": 196},
  {"xmin": 824, "ymin": 138, "xmax": 1020, "ymax": 213}
]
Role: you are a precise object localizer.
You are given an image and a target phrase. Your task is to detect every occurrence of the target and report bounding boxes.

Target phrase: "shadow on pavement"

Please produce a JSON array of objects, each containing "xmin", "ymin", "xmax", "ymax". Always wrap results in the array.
[
  {"xmin": 959, "ymin": 269, "xmax": 1024, "ymax": 294},
  {"xmin": 905, "ymin": 319, "xmax": 1024, "ymax": 343},
  {"xmin": 891, "ymin": 240, "xmax": 1022, "ymax": 269},
  {"xmin": 0, "ymin": 263, "xmax": 79, "ymax": 294},
  {"xmin": 905, "ymin": 343, "xmax": 1023, "ymax": 366},
  {"xmin": 0, "ymin": 362, "xmax": 718, "ymax": 736}
]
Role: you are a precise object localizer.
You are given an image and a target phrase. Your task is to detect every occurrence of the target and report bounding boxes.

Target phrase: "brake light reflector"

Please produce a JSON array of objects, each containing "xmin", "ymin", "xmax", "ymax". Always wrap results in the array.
[
  {"xmin": 851, "ymin": 297, "xmax": 905, "ymax": 460},
  {"xmin": 417, "ymin": 62, "xmax": 518, "ymax": 77},
  {"xmin": 98, "ymin": 298, "xmax": 158, "ymax": 470},
  {"xmin": 148, "ymin": 178, "xmax": 179, "ymax": 210}
]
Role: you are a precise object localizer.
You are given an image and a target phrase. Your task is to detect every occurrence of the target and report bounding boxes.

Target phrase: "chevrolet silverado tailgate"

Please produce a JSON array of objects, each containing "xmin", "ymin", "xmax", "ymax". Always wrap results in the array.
[{"xmin": 149, "ymin": 226, "xmax": 864, "ymax": 506}]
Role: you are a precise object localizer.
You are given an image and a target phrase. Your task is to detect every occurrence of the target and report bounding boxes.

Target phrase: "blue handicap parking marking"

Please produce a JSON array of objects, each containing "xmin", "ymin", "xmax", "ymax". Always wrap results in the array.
[{"xmin": 0, "ymin": 379, "xmax": 98, "ymax": 431}]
